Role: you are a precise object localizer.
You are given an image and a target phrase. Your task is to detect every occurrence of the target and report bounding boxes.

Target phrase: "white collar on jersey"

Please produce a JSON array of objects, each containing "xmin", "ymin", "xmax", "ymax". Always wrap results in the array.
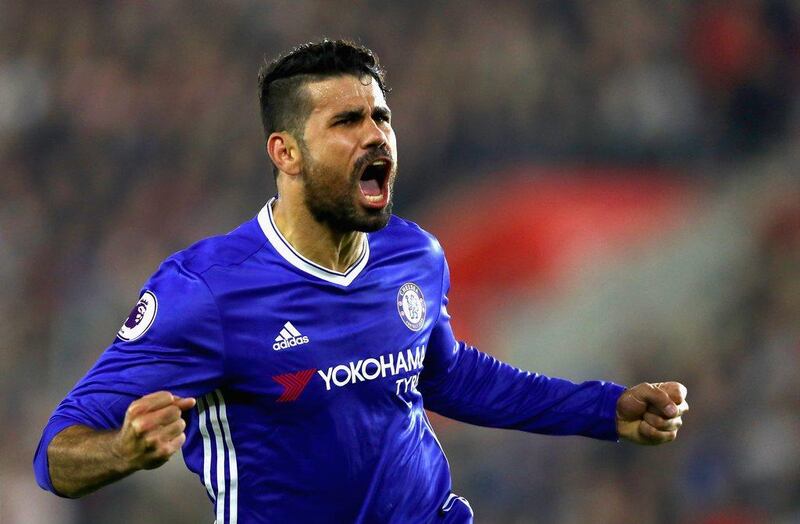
[{"xmin": 257, "ymin": 197, "xmax": 370, "ymax": 286}]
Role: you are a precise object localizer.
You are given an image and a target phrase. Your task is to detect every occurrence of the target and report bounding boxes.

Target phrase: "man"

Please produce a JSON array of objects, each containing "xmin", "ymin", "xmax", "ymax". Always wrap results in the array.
[{"xmin": 34, "ymin": 40, "xmax": 688, "ymax": 523}]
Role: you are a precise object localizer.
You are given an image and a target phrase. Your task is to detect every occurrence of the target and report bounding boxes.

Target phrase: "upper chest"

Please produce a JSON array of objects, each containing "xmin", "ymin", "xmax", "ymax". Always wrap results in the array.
[{"xmin": 206, "ymin": 254, "xmax": 441, "ymax": 391}]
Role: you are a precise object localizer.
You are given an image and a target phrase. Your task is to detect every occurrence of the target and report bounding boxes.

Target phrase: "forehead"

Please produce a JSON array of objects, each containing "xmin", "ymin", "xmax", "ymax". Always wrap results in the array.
[{"xmin": 304, "ymin": 75, "xmax": 387, "ymax": 115}]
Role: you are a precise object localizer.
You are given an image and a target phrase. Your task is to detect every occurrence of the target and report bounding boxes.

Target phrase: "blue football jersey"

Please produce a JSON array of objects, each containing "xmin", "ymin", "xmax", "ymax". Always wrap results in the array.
[{"xmin": 34, "ymin": 198, "xmax": 625, "ymax": 523}]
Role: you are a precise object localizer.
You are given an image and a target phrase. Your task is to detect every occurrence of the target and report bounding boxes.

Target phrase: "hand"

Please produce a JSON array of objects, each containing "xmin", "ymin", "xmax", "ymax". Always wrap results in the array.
[
  {"xmin": 111, "ymin": 391, "xmax": 196, "ymax": 471},
  {"xmin": 616, "ymin": 382, "xmax": 688, "ymax": 445}
]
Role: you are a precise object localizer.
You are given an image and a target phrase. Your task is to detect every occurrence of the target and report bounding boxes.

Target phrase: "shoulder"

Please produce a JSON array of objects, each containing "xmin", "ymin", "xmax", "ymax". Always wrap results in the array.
[
  {"xmin": 373, "ymin": 215, "xmax": 445, "ymax": 259},
  {"xmin": 141, "ymin": 217, "xmax": 266, "ymax": 299},
  {"xmin": 115, "ymin": 218, "xmax": 266, "ymax": 343},
  {"xmin": 166, "ymin": 217, "xmax": 267, "ymax": 277}
]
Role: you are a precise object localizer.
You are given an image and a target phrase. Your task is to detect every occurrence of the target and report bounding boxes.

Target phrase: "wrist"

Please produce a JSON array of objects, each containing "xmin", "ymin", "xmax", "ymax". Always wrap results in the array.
[
  {"xmin": 108, "ymin": 430, "xmax": 138, "ymax": 475},
  {"xmin": 605, "ymin": 383, "xmax": 627, "ymax": 441}
]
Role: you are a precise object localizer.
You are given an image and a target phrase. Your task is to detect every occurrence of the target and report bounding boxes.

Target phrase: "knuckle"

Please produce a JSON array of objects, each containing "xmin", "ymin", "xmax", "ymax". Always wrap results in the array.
[
  {"xmin": 162, "ymin": 442, "xmax": 179, "ymax": 457},
  {"xmin": 126, "ymin": 402, "xmax": 141, "ymax": 418},
  {"xmin": 166, "ymin": 421, "xmax": 182, "ymax": 436},
  {"xmin": 154, "ymin": 390, "xmax": 171, "ymax": 401}
]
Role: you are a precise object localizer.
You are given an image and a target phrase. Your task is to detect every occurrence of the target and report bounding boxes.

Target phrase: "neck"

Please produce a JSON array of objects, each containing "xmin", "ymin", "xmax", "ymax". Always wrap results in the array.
[{"xmin": 271, "ymin": 196, "xmax": 364, "ymax": 273}]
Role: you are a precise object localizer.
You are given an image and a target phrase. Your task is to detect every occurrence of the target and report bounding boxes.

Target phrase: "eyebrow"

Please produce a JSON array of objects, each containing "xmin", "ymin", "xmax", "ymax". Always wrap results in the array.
[
  {"xmin": 331, "ymin": 109, "xmax": 365, "ymax": 122},
  {"xmin": 330, "ymin": 106, "xmax": 391, "ymax": 123}
]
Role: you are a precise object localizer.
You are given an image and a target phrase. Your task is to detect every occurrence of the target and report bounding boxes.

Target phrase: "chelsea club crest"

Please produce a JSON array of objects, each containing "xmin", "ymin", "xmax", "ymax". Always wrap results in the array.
[{"xmin": 397, "ymin": 282, "xmax": 426, "ymax": 332}]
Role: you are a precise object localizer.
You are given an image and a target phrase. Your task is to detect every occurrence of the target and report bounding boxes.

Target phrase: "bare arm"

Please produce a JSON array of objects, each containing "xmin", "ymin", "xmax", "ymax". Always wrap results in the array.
[{"xmin": 48, "ymin": 391, "xmax": 195, "ymax": 498}]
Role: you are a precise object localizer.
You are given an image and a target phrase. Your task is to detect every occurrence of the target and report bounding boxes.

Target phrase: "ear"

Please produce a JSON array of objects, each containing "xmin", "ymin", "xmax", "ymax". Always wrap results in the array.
[{"xmin": 267, "ymin": 132, "xmax": 302, "ymax": 177}]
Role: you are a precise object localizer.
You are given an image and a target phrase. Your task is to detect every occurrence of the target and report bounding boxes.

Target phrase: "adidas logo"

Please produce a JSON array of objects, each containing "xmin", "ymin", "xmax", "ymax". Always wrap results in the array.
[{"xmin": 273, "ymin": 321, "xmax": 310, "ymax": 351}]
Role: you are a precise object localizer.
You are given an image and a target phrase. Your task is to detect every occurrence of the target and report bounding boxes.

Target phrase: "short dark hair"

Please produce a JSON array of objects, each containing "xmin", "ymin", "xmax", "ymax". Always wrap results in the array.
[{"xmin": 258, "ymin": 40, "xmax": 389, "ymax": 177}]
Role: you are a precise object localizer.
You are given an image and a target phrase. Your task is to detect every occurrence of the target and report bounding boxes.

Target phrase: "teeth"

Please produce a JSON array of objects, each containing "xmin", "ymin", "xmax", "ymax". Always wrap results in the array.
[
  {"xmin": 371, "ymin": 160, "xmax": 388, "ymax": 166},
  {"xmin": 364, "ymin": 194, "xmax": 383, "ymax": 202}
]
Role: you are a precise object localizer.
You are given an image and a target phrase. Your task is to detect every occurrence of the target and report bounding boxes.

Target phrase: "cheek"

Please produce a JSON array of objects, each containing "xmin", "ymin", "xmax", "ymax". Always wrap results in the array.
[{"xmin": 316, "ymin": 137, "xmax": 356, "ymax": 165}]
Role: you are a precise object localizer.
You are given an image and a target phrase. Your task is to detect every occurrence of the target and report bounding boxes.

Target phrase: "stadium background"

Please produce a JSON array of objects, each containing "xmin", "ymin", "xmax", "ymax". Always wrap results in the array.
[{"xmin": 2, "ymin": 1, "xmax": 799, "ymax": 522}]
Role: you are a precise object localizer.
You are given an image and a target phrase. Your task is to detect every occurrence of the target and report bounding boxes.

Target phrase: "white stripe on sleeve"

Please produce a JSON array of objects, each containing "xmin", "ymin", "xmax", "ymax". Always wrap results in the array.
[
  {"xmin": 197, "ymin": 397, "xmax": 216, "ymax": 501},
  {"xmin": 206, "ymin": 393, "xmax": 227, "ymax": 524},
  {"xmin": 215, "ymin": 390, "xmax": 238, "ymax": 524}
]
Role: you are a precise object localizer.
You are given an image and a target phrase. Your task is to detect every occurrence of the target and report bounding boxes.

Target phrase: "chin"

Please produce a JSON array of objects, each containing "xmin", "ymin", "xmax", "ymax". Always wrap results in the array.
[
  {"xmin": 353, "ymin": 206, "xmax": 392, "ymax": 232},
  {"xmin": 305, "ymin": 189, "xmax": 393, "ymax": 233},
  {"xmin": 357, "ymin": 216, "xmax": 390, "ymax": 232}
]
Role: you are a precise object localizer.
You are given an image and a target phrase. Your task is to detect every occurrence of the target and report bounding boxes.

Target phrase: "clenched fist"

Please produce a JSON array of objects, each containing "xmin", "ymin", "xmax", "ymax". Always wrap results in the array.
[
  {"xmin": 616, "ymin": 382, "xmax": 688, "ymax": 445},
  {"xmin": 111, "ymin": 391, "xmax": 196, "ymax": 470}
]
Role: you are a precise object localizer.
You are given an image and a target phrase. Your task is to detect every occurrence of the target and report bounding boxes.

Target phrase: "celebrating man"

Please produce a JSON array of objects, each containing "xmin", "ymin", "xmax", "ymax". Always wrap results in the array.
[{"xmin": 35, "ymin": 40, "xmax": 688, "ymax": 523}]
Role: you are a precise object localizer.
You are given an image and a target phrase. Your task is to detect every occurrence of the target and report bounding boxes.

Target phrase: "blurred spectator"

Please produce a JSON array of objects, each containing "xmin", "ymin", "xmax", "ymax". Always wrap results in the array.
[{"xmin": 689, "ymin": 0, "xmax": 800, "ymax": 155}]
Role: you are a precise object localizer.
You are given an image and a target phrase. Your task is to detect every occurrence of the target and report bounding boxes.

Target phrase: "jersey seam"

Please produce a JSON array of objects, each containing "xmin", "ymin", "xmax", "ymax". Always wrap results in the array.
[
  {"xmin": 187, "ymin": 236, "xmax": 271, "ymax": 275},
  {"xmin": 177, "ymin": 225, "xmax": 271, "ymax": 382},
  {"xmin": 193, "ymin": 268, "xmax": 230, "ymax": 380},
  {"xmin": 434, "ymin": 243, "xmax": 446, "ymax": 330}
]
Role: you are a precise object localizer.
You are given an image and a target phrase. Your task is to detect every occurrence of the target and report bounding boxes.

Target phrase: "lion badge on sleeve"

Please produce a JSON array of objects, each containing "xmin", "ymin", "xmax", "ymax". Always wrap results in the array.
[{"xmin": 117, "ymin": 290, "xmax": 158, "ymax": 341}]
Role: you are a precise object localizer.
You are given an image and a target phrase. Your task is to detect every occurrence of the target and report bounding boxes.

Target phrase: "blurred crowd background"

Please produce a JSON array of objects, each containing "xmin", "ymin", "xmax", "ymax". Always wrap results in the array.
[{"xmin": 2, "ymin": 1, "xmax": 799, "ymax": 523}]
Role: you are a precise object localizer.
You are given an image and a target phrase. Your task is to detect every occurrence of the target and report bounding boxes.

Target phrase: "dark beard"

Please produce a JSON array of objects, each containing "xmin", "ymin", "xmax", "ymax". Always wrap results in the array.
[{"xmin": 301, "ymin": 156, "xmax": 394, "ymax": 234}]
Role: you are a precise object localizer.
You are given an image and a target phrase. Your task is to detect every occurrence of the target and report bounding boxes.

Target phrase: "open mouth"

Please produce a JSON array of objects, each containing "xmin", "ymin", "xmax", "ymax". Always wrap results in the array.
[{"xmin": 357, "ymin": 157, "xmax": 392, "ymax": 208}]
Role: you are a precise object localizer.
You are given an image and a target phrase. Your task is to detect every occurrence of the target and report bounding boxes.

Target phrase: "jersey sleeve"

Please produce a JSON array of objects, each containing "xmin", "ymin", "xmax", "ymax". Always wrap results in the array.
[
  {"xmin": 419, "ymin": 256, "xmax": 625, "ymax": 441},
  {"xmin": 33, "ymin": 258, "xmax": 226, "ymax": 494}
]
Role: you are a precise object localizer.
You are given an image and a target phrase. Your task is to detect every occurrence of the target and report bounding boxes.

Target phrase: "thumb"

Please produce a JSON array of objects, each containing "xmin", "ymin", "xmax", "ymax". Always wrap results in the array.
[{"xmin": 173, "ymin": 396, "xmax": 197, "ymax": 411}]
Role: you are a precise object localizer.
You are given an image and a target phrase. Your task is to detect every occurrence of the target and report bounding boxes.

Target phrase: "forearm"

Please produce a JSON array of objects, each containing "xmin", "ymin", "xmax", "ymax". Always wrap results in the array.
[
  {"xmin": 420, "ymin": 343, "xmax": 625, "ymax": 440},
  {"xmin": 47, "ymin": 425, "xmax": 136, "ymax": 498}
]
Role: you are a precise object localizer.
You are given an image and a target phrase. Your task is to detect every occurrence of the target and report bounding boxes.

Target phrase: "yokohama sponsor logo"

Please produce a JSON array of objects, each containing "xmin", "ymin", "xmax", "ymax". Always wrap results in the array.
[{"xmin": 317, "ymin": 346, "xmax": 426, "ymax": 391}]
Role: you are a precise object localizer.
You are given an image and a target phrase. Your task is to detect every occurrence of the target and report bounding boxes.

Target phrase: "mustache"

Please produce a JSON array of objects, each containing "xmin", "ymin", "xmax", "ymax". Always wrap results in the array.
[{"xmin": 352, "ymin": 146, "xmax": 393, "ymax": 175}]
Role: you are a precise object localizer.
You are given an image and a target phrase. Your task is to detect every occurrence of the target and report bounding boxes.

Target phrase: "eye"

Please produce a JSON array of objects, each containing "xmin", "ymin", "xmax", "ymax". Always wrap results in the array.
[{"xmin": 374, "ymin": 111, "xmax": 391, "ymax": 124}]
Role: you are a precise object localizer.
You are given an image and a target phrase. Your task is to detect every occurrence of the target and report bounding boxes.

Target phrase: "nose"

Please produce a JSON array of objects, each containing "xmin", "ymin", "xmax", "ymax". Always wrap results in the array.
[{"xmin": 361, "ymin": 117, "xmax": 389, "ymax": 150}]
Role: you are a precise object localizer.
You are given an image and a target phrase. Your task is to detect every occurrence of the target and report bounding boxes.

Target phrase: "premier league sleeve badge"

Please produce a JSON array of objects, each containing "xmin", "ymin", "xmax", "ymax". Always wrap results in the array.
[{"xmin": 117, "ymin": 290, "xmax": 158, "ymax": 341}]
